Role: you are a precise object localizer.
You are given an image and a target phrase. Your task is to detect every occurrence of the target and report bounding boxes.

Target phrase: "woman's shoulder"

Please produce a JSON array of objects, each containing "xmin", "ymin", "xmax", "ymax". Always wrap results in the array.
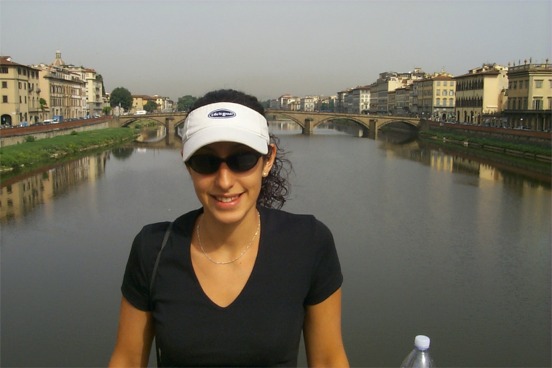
[
  {"xmin": 139, "ymin": 208, "xmax": 201, "ymax": 238},
  {"xmin": 260, "ymin": 206, "xmax": 314, "ymax": 222},
  {"xmin": 259, "ymin": 206, "xmax": 331, "ymax": 235}
]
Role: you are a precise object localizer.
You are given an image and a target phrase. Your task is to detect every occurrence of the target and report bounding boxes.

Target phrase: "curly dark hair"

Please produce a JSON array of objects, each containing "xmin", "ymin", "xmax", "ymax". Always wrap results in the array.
[{"xmin": 189, "ymin": 89, "xmax": 292, "ymax": 209}]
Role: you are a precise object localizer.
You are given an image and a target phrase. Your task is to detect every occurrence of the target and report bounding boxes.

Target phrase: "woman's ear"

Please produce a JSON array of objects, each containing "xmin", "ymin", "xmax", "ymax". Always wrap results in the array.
[{"xmin": 262, "ymin": 144, "xmax": 277, "ymax": 177}]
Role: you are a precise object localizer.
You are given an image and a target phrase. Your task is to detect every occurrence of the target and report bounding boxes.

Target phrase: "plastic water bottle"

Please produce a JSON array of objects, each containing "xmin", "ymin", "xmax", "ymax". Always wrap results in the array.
[{"xmin": 400, "ymin": 335, "xmax": 436, "ymax": 368}]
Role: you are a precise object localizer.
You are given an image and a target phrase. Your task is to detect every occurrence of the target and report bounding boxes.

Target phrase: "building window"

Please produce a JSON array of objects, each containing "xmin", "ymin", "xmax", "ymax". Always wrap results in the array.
[
  {"xmin": 1, "ymin": 81, "xmax": 6, "ymax": 88},
  {"xmin": 2, "ymin": 96, "xmax": 7, "ymax": 103},
  {"xmin": 535, "ymin": 80, "xmax": 543, "ymax": 88},
  {"xmin": 533, "ymin": 98, "xmax": 543, "ymax": 110},
  {"xmin": 0, "ymin": 67, "xmax": 8, "ymax": 73}
]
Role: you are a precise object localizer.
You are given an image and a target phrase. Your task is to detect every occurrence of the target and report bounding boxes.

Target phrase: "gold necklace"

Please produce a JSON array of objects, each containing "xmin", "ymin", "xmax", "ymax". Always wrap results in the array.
[{"xmin": 196, "ymin": 211, "xmax": 260, "ymax": 265}]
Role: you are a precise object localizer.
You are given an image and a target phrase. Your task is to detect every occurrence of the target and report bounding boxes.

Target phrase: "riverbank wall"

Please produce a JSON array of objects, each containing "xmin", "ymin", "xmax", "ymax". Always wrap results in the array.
[
  {"xmin": 426, "ymin": 121, "xmax": 551, "ymax": 147},
  {"xmin": 0, "ymin": 117, "xmax": 112, "ymax": 147}
]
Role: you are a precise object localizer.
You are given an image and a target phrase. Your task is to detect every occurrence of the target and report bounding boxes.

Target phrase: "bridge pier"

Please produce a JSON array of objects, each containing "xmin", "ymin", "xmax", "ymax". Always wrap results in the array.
[
  {"xmin": 369, "ymin": 119, "xmax": 378, "ymax": 139},
  {"xmin": 164, "ymin": 117, "xmax": 174, "ymax": 145},
  {"xmin": 303, "ymin": 118, "xmax": 314, "ymax": 135}
]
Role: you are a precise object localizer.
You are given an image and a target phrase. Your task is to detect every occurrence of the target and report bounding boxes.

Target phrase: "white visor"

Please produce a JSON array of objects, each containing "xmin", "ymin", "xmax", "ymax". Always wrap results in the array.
[{"xmin": 181, "ymin": 102, "xmax": 270, "ymax": 162}]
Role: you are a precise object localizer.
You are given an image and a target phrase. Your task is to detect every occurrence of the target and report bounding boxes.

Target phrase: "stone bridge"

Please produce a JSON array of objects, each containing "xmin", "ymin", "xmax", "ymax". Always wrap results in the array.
[
  {"xmin": 265, "ymin": 109, "xmax": 423, "ymax": 138},
  {"xmin": 116, "ymin": 110, "xmax": 424, "ymax": 141},
  {"xmin": 117, "ymin": 112, "xmax": 187, "ymax": 131}
]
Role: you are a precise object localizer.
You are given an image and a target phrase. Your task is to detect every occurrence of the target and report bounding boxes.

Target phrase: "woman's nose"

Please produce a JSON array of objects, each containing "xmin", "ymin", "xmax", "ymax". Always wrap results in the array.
[{"xmin": 214, "ymin": 163, "xmax": 234, "ymax": 189}]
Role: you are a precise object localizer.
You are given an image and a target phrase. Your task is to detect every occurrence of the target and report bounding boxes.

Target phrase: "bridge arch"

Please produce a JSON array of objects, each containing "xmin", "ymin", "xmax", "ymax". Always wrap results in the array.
[
  {"xmin": 311, "ymin": 116, "xmax": 369, "ymax": 130},
  {"xmin": 265, "ymin": 111, "xmax": 306, "ymax": 132},
  {"xmin": 377, "ymin": 119, "xmax": 420, "ymax": 130},
  {"xmin": 266, "ymin": 111, "xmax": 371, "ymax": 136},
  {"xmin": 119, "ymin": 116, "xmax": 165, "ymax": 127}
]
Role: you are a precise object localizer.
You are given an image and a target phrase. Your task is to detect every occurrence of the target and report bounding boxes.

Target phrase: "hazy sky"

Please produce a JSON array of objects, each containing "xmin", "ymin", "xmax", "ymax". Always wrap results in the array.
[{"xmin": 1, "ymin": 0, "xmax": 550, "ymax": 101}]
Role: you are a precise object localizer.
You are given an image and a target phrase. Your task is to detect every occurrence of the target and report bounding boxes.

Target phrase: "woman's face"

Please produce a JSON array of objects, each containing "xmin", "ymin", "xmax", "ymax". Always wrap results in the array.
[{"xmin": 186, "ymin": 142, "xmax": 275, "ymax": 225}]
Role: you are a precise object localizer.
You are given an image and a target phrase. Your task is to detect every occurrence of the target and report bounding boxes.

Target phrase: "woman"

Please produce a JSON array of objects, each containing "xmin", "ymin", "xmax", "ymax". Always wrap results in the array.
[{"xmin": 109, "ymin": 89, "xmax": 348, "ymax": 367}]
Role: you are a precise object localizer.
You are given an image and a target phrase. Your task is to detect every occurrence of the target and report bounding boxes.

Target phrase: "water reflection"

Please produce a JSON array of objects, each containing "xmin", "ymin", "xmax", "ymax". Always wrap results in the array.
[
  {"xmin": 378, "ymin": 130, "xmax": 551, "ymax": 189},
  {"xmin": 0, "ymin": 152, "xmax": 109, "ymax": 223},
  {"xmin": 135, "ymin": 126, "xmax": 166, "ymax": 143},
  {"xmin": 0, "ymin": 123, "xmax": 549, "ymax": 223},
  {"xmin": 268, "ymin": 119, "xmax": 302, "ymax": 134}
]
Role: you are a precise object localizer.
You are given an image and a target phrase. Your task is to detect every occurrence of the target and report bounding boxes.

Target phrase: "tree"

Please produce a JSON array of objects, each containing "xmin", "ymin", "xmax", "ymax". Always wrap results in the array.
[
  {"xmin": 144, "ymin": 101, "xmax": 158, "ymax": 113},
  {"xmin": 110, "ymin": 87, "xmax": 133, "ymax": 110},
  {"xmin": 39, "ymin": 98, "xmax": 48, "ymax": 111},
  {"xmin": 102, "ymin": 106, "xmax": 112, "ymax": 116},
  {"xmin": 96, "ymin": 74, "xmax": 106, "ymax": 96},
  {"xmin": 177, "ymin": 95, "xmax": 197, "ymax": 112}
]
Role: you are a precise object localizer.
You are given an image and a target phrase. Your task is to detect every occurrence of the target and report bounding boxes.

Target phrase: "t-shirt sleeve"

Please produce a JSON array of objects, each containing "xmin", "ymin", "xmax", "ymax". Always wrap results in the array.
[
  {"xmin": 304, "ymin": 219, "xmax": 343, "ymax": 305},
  {"xmin": 121, "ymin": 223, "xmax": 168, "ymax": 311}
]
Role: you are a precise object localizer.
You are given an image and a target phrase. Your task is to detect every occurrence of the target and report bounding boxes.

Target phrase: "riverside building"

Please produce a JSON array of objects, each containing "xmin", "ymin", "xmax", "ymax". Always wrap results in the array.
[
  {"xmin": 413, "ymin": 72, "xmax": 456, "ymax": 121},
  {"xmin": 504, "ymin": 60, "xmax": 551, "ymax": 131},
  {"xmin": 0, "ymin": 56, "xmax": 42, "ymax": 126},
  {"xmin": 453, "ymin": 63, "xmax": 508, "ymax": 124}
]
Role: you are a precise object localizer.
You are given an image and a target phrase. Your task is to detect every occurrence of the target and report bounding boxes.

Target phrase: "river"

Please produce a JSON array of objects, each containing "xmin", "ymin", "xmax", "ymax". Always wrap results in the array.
[{"xmin": 1, "ymin": 122, "xmax": 550, "ymax": 367}]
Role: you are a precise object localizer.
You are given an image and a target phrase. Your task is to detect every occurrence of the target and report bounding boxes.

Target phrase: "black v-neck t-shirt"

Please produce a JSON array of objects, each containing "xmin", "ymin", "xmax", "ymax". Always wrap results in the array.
[{"xmin": 122, "ymin": 206, "xmax": 343, "ymax": 367}]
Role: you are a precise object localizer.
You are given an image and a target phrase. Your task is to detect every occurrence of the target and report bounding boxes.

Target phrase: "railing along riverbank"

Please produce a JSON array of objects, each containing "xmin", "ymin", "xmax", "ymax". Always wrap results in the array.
[{"xmin": 0, "ymin": 116, "xmax": 114, "ymax": 147}]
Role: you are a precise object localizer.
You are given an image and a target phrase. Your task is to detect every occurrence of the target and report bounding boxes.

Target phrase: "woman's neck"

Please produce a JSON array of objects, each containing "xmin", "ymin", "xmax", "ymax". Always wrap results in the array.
[{"xmin": 199, "ymin": 208, "xmax": 260, "ymax": 251}]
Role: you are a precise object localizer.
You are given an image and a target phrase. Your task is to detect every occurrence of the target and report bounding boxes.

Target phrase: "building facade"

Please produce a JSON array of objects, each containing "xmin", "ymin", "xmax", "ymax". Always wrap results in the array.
[
  {"xmin": 0, "ymin": 56, "xmax": 42, "ymax": 126},
  {"xmin": 132, "ymin": 95, "xmax": 156, "ymax": 112},
  {"xmin": 31, "ymin": 51, "xmax": 91, "ymax": 120},
  {"xmin": 350, "ymin": 85, "xmax": 371, "ymax": 114},
  {"xmin": 454, "ymin": 63, "xmax": 508, "ymax": 124},
  {"xmin": 300, "ymin": 96, "xmax": 316, "ymax": 112},
  {"xmin": 67, "ymin": 67, "xmax": 104, "ymax": 117},
  {"xmin": 393, "ymin": 86, "xmax": 411, "ymax": 116},
  {"xmin": 154, "ymin": 95, "xmax": 175, "ymax": 112},
  {"xmin": 369, "ymin": 68, "xmax": 427, "ymax": 115},
  {"xmin": 505, "ymin": 61, "xmax": 551, "ymax": 131},
  {"xmin": 413, "ymin": 73, "xmax": 456, "ymax": 120}
]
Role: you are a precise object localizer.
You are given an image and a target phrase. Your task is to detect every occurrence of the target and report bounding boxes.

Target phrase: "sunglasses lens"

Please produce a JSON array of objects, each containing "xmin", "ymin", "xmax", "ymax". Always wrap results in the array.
[
  {"xmin": 227, "ymin": 152, "xmax": 261, "ymax": 172},
  {"xmin": 187, "ymin": 155, "xmax": 221, "ymax": 174},
  {"xmin": 187, "ymin": 152, "xmax": 261, "ymax": 174}
]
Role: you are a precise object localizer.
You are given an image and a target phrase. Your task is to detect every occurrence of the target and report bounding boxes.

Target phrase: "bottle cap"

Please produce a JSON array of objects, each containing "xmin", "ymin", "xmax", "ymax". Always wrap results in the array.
[{"xmin": 414, "ymin": 335, "xmax": 431, "ymax": 350}]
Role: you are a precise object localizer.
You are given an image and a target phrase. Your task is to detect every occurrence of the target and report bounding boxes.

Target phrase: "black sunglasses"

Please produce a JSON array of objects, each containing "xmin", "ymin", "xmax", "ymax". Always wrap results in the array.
[{"xmin": 186, "ymin": 151, "xmax": 263, "ymax": 174}]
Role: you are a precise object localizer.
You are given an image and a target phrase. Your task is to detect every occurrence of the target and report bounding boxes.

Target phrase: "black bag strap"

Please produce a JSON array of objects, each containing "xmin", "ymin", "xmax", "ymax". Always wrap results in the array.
[
  {"xmin": 150, "ymin": 222, "xmax": 173, "ymax": 367},
  {"xmin": 149, "ymin": 222, "xmax": 173, "ymax": 295}
]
